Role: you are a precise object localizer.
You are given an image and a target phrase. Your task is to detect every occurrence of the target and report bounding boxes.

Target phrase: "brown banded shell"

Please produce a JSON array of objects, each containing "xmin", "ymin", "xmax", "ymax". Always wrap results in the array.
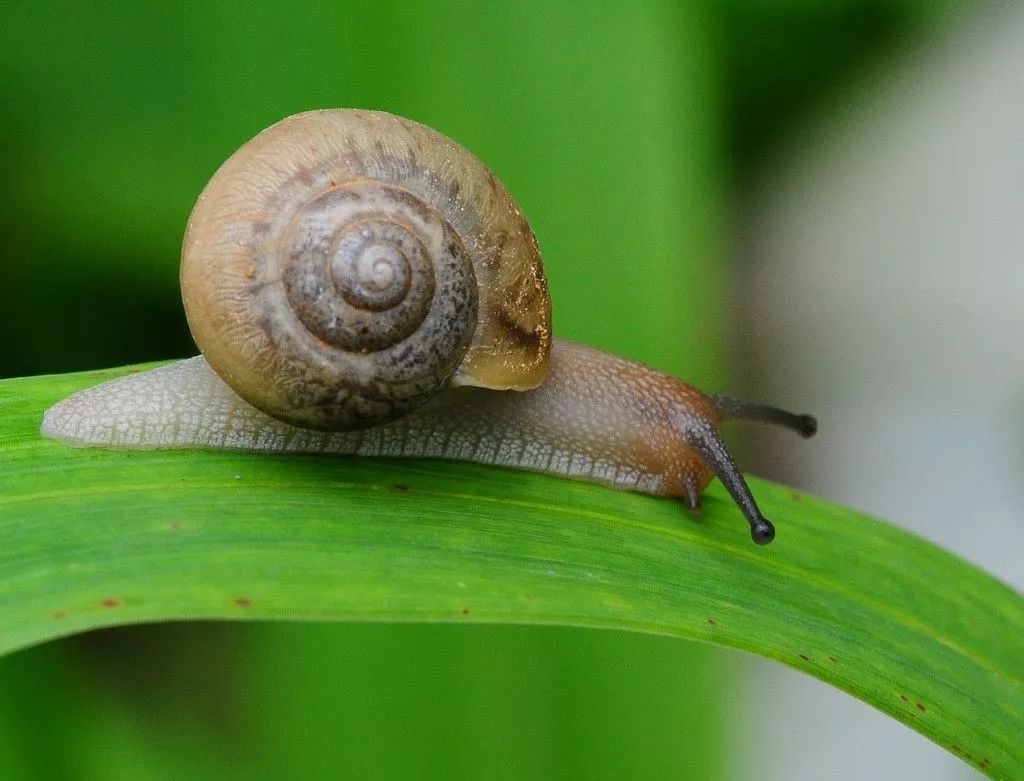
[{"xmin": 181, "ymin": 109, "xmax": 552, "ymax": 430}]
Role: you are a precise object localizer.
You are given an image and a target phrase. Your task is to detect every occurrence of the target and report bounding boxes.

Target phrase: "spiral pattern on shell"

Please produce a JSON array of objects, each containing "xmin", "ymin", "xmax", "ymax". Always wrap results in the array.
[
  {"xmin": 281, "ymin": 181, "xmax": 468, "ymax": 355},
  {"xmin": 267, "ymin": 180, "xmax": 478, "ymax": 429},
  {"xmin": 181, "ymin": 115, "xmax": 496, "ymax": 430},
  {"xmin": 181, "ymin": 110, "xmax": 551, "ymax": 431}
]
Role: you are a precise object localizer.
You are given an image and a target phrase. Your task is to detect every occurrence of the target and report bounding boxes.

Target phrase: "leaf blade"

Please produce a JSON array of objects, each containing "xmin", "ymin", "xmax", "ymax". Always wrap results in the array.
[{"xmin": 1, "ymin": 366, "xmax": 1021, "ymax": 779}]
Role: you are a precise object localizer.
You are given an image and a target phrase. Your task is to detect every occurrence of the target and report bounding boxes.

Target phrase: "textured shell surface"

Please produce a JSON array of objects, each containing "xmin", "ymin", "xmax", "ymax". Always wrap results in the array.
[{"xmin": 181, "ymin": 109, "xmax": 552, "ymax": 431}]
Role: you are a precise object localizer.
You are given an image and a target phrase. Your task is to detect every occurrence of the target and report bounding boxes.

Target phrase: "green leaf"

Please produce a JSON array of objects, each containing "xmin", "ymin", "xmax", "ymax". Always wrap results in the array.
[{"xmin": 2, "ymin": 366, "xmax": 1022, "ymax": 779}]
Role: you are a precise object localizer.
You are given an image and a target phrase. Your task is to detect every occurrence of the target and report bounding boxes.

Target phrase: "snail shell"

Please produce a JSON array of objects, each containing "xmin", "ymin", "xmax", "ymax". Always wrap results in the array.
[{"xmin": 182, "ymin": 109, "xmax": 551, "ymax": 430}]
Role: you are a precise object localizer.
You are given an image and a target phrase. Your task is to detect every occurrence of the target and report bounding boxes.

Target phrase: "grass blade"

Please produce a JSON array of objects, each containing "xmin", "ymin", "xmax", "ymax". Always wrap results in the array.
[{"xmin": 1, "ymin": 366, "xmax": 1021, "ymax": 779}]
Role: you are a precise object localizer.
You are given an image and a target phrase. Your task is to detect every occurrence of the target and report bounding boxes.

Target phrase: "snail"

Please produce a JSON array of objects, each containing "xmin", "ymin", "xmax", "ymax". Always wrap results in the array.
[{"xmin": 40, "ymin": 109, "xmax": 816, "ymax": 545}]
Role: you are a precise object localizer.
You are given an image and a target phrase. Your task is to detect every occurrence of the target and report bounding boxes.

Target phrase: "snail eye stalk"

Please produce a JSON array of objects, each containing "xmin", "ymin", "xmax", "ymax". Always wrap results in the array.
[
  {"xmin": 709, "ymin": 394, "xmax": 818, "ymax": 438},
  {"xmin": 676, "ymin": 399, "xmax": 817, "ymax": 545}
]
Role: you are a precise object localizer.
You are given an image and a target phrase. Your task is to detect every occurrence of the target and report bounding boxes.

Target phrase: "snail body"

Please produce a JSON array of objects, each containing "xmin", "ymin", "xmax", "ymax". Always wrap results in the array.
[
  {"xmin": 42, "ymin": 340, "xmax": 714, "ymax": 495},
  {"xmin": 41, "ymin": 110, "xmax": 816, "ymax": 544}
]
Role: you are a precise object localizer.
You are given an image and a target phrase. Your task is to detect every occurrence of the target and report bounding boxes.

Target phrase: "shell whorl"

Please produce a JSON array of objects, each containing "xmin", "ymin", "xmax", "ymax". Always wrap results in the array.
[{"xmin": 181, "ymin": 110, "xmax": 551, "ymax": 431}]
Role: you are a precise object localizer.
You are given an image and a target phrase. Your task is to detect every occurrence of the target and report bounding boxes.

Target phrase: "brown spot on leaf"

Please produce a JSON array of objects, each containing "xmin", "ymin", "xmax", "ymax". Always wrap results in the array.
[
  {"xmin": 101, "ymin": 599, "xmax": 121, "ymax": 609},
  {"xmin": 168, "ymin": 522, "xmax": 182, "ymax": 531},
  {"xmin": 391, "ymin": 484, "xmax": 409, "ymax": 492},
  {"xmin": 827, "ymin": 656, "xmax": 838, "ymax": 663},
  {"xmin": 916, "ymin": 703, "xmax": 927, "ymax": 712},
  {"xmin": 706, "ymin": 618, "xmax": 717, "ymax": 626},
  {"xmin": 798, "ymin": 654, "xmax": 810, "ymax": 662},
  {"xmin": 900, "ymin": 694, "xmax": 909, "ymax": 702},
  {"xmin": 52, "ymin": 611, "xmax": 66, "ymax": 620},
  {"xmin": 234, "ymin": 598, "xmax": 252, "ymax": 608},
  {"xmin": 461, "ymin": 608, "xmax": 469, "ymax": 616},
  {"xmin": 790, "ymin": 492, "xmax": 803, "ymax": 502}
]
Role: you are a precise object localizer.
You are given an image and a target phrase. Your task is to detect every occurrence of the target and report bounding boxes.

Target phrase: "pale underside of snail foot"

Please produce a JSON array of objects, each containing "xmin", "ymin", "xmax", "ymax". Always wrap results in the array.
[{"xmin": 40, "ymin": 339, "xmax": 718, "ymax": 500}]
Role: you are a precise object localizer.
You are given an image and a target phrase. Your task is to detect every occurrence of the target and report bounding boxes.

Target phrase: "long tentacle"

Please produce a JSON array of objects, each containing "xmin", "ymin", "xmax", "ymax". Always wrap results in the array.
[
  {"xmin": 709, "ymin": 394, "xmax": 817, "ymax": 438},
  {"xmin": 679, "ymin": 417, "xmax": 776, "ymax": 544}
]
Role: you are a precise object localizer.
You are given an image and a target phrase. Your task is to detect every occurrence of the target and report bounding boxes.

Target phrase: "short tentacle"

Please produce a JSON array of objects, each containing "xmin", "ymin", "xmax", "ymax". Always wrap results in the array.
[{"xmin": 682, "ymin": 472, "xmax": 702, "ymax": 512}]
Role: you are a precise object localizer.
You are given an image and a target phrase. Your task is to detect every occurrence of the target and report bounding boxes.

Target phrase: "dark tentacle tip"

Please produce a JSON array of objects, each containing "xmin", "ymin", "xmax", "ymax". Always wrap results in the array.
[
  {"xmin": 797, "ymin": 414, "xmax": 818, "ymax": 438},
  {"xmin": 751, "ymin": 518, "xmax": 776, "ymax": 545}
]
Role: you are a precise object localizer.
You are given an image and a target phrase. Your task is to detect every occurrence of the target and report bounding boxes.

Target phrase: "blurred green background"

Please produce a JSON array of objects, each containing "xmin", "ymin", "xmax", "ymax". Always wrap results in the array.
[{"xmin": 0, "ymin": 1, "xmax": 961, "ymax": 778}]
